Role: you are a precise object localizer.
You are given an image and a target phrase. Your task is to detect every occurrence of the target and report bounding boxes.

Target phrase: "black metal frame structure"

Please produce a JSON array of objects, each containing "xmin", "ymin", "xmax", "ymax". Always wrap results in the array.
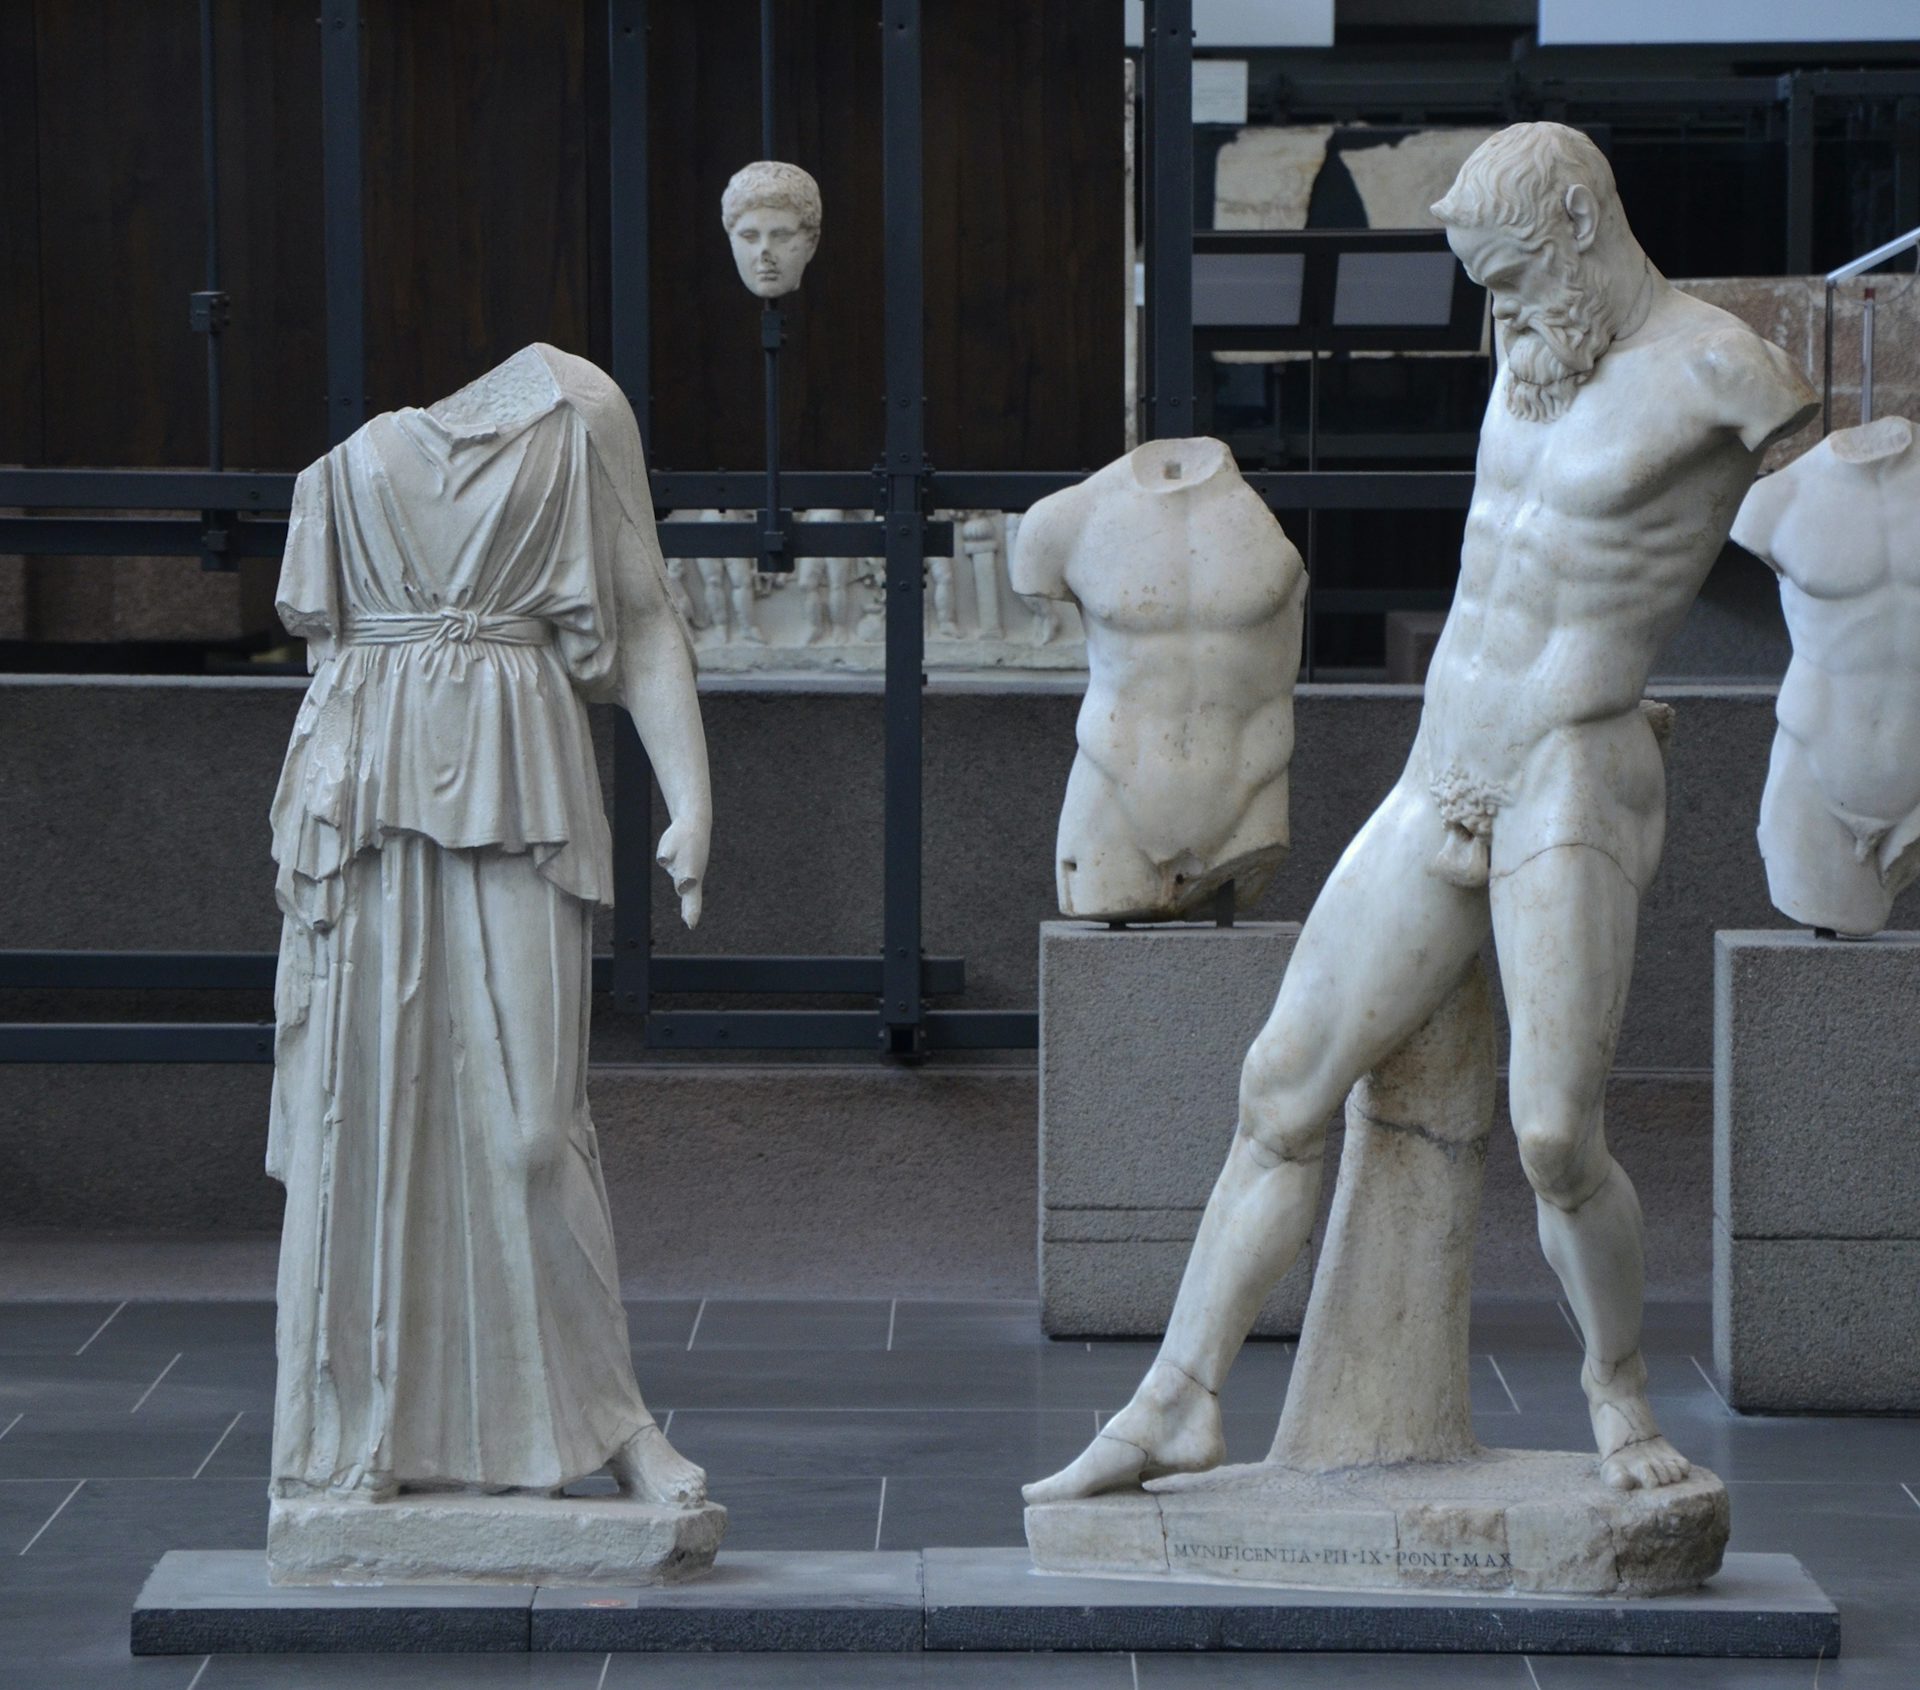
[{"xmin": 5, "ymin": 2, "xmax": 1912, "ymax": 1063}]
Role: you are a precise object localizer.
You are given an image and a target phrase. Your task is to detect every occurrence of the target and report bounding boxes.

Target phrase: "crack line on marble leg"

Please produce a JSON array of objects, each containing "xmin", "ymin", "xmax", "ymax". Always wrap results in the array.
[{"xmin": 1164, "ymin": 1359, "xmax": 1218, "ymax": 1398}]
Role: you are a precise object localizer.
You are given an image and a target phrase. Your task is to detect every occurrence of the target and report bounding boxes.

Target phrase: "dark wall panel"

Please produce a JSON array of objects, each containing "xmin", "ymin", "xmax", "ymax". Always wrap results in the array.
[
  {"xmin": 0, "ymin": 5, "xmax": 43, "ymax": 466},
  {"xmin": 33, "ymin": 0, "xmax": 205, "ymax": 467},
  {"xmin": 213, "ymin": 0, "xmax": 327, "ymax": 472},
  {"xmin": 923, "ymin": 2, "xmax": 1124, "ymax": 471},
  {"xmin": 362, "ymin": 0, "xmax": 597, "ymax": 418},
  {"xmin": 7, "ymin": 0, "xmax": 1122, "ymax": 477}
]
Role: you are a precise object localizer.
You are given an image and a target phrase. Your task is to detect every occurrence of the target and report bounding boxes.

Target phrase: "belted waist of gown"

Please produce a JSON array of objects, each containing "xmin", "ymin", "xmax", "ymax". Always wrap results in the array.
[{"xmin": 340, "ymin": 609, "xmax": 552, "ymax": 648}]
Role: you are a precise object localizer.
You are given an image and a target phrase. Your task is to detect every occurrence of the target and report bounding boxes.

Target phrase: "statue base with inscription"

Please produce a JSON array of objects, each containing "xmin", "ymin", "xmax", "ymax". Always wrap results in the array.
[
  {"xmin": 1028, "ymin": 961, "xmax": 1731, "ymax": 1599},
  {"xmin": 268, "ymin": 1492, "xmax": 726, "ymax": 1587},
  {"xmin": 1027, "ymin": 1450, "xmax": 1728, "ymax": 1598}
]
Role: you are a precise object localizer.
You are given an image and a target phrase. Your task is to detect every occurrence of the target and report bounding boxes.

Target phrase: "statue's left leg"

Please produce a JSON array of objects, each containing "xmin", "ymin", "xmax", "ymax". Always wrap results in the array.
[{"xmin": 1491, "ymin": 844, "xmax": 1691, "ymax": 1492}]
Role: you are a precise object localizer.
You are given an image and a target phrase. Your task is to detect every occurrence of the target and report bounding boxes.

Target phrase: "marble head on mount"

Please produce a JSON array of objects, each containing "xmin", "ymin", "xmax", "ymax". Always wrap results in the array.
[{"xmin": 722, "ymin": 160, "xmax": 823, "ymax": 299}]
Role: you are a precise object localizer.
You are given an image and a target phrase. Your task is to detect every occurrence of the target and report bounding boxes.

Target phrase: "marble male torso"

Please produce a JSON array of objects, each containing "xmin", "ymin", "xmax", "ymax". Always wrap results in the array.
[
  {"xmin": 1731, "ymin": 415, "xmax": 1920, "ymax": 932},
  {"xmin": 1013, "ymin": 438, "xmax": 1304, "ymax": 921},
  {"xmin": 1417, "ymin": 288, "xmax": 1812, "ymax": 889}
]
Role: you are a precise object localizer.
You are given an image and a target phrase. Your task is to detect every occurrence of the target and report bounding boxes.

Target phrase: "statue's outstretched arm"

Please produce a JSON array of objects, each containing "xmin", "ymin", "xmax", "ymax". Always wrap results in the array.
[{"xmin": 614, "ymin": 523, "xmax": 713, "ymax": 930}]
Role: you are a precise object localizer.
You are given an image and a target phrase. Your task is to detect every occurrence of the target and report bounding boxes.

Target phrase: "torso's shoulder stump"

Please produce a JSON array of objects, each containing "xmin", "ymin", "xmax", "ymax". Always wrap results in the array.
[
  {"xmin": 1027, "ymin": 1450, "xmax": 1729, "ymax": 1598},
  {"xmin": 1670, "ymin": 296, "xmax": 1818, "ymax": 453}
]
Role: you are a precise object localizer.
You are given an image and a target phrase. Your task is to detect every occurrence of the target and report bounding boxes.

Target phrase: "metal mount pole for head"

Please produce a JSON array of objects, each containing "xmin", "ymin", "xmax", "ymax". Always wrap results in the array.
[
  {"xmin": 193, "ymin": 0, "xmax": 232, "ymax": 568},
  {"xmin": 1822, "ymin": 224, "xmax": 1920, "ymax": 437},
  {"xmin": 757, "ymin": 0, "xmax": 788, "ymax": 572}
]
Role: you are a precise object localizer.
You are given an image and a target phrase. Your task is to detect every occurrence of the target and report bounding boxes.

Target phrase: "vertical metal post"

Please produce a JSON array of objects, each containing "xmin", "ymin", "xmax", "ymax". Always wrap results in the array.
[
  {"xmin": 1303, "ymin": 347, "xmax": 1320, "ymax": 680},
  {"xmin": 760, "ymin": 0, "xmax": 776, "ymax": 158},
  {"xmin": 609, "ymin": 0, "xmax": 651, "ymax": 447},
  {"xmin": 1786, "ymin": 73, "xmax": 1815, "ymax": 276},
  {"xmin": 320, "ymin": 0, "xmax": 364, "ymax": 447},
  {"xmin": 1141, "ymin": 0, "xmax": 1194, "ymax": 442},
  {"xmin": 1823, "ymin": 279, "xmax": 1835, "ymax": 437},
  {"xmin": 198, "ymin": 0, "xmax": 223, "ymax": 473},
  {"xmin": 881, "ymin": 0, "xmax": 925, "ymax": 1054},
  {"xmin": 757, "ymin": 0, "xmax": 786, "ymax": 570},
  {"xmin": 1862, "ymin": 287, "xmax": 1876, "ymax": 425},
  {"xmin": 609, "ymin": 0, "xmax": 653, "ymax": 1019}
]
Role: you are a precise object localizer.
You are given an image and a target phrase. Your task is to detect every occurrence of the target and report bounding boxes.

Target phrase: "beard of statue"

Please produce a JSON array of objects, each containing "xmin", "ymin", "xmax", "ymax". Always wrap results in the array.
[{"xmin": 1500, "ymin": 251, "xmax": 1619, "ymax": 424}]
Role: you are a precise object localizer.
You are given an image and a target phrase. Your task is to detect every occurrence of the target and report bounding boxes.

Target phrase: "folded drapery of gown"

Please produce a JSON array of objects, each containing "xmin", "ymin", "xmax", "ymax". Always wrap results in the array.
[{"xmin": 267, "ymin": 346, "xmax": 684, "ymax": 926}]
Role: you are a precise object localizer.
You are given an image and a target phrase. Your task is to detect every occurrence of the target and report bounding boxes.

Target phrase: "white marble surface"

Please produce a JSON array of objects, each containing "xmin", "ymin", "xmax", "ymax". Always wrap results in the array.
[
  {"xmin": 266, "ymin": 344, "xmax": 719, "ymax": 1583},
  {"xmin": 669, "ymin": 508, "xmax": 1086, "ymax": 671},
  {"xmin": 1212, "ymin": 125, "xmax": 1333, "ymax": 230},
  {"xmin": 1732, "ymin": 414, "xmax": 1920, "ymax": 934},
  {"xmin": 1012, "ymin": 437, "xmax": 1304, "ymax": 922},
  {"xmin": 1025, "ymin": 125, "xmax": 1817, "ymax": 1586},
  {"xmin": 721, "ymin": 161, "xmax": 821, "ymax": 299}
]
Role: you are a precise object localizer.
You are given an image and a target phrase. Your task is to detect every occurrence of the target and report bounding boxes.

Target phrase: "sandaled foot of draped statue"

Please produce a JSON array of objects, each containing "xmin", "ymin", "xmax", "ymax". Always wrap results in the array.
[
  {"xmin": 1584, "ymin": 1351, "xmax": 1690, "ymax": 1491},
  {"xmin": 1022, "ymin": 1359, "xmax": 1224, "ymax": 1503},
  {"xmin": 609, "ymin": 1419, "xmax": 709, "ymax": 1507}
]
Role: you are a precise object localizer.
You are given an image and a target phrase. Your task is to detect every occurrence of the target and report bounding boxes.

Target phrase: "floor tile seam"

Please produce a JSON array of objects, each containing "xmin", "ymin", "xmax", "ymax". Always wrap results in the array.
[{"xmin": 16, "ymin": 1478, "xmax": 83, "ymax": 1553}]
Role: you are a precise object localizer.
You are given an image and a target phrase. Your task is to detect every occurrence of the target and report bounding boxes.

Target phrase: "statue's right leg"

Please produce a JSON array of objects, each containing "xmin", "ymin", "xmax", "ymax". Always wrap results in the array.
[{"xmin": 1025, "ymin": 781, "xmax": 1490, "ymax": 1503}]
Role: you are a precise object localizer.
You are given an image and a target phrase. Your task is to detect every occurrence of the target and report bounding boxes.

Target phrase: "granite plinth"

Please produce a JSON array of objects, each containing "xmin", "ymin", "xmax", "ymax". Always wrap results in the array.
[
  {"xmin": 267, "ymin": 1492, "xmax": 726, "ymax": 1587},
  {"xmin": 1027, "ymin": 1451, "xmax": 1729, "ymax": 1599},
  {"xmin": 1714, "ymin": 929, "xmax": 1920, "ymax": 1409},
  {"xmin": 133, "ymin": 1551, "xmax": 534, "ymax": 1654},
  {"xmin": 924, "ymin": 1547, "xmax": 1838, "ymax": 1657},
  {"xmin": 134, "ymin": 1546, "xmax": 1837, "ymax": 1658},
  {"xmin": 532, "ymin": 1550, "xmax": 924, "ymax": 1651},
  {"xmin": 1039, "ymin": 920, "xmax": 1308, "ymax": 1337}
]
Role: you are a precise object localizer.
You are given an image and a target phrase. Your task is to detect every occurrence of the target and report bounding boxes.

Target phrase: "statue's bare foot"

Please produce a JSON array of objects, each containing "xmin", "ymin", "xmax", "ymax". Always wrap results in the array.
[
  {"xmin": 1582, "ymin": 1352, "xmax": 1691, "ymax": 1491},
  {"xmin": 1022, "ymin": 1360, "xmax": 1223, "ymax": 1504},
  {"xmin": 610, "ymin": 1421, "xmax": 708, "ymax": 1507}
]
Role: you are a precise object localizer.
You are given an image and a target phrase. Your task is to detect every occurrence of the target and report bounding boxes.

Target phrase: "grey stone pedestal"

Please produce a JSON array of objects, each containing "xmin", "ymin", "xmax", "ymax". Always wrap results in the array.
[
  {"xmin": 1039, "ymin": 920, "xmax": 1304, "ymax": 1337},
  {"xmin": 132, "ymin": 1547, "xmax": 1840, "ymax": 1658},
  {"xmin": 1714, "ymin": 930, "xmax": 1920, "ymax": 1410}
]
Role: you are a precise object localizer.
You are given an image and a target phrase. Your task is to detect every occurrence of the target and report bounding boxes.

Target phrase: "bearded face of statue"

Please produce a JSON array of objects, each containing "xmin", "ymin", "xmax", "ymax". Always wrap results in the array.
[{"xmin": 1447, "ymin": 222, "xmax": 1619, "ymax": 424}]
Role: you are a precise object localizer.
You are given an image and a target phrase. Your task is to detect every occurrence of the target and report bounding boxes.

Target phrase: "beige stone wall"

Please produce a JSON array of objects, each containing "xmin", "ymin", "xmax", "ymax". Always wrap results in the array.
[{"xmin": 1674, "ymin": 275, "xmax": 1920, "ymax": 468}]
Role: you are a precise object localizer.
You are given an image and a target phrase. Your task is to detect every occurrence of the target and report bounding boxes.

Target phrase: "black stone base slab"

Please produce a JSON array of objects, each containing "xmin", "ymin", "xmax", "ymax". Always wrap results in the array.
[
  {"xmin": 533, "ymin": 1550, "xmax": 924, "ymax": 1651},
  {"xmin": 132, "ymin": 1551, "xmax": 534, "ymax": 1654},
  {"xmin": 923, "ymin": 1549, "xmax": 1840, "ymax": 1658},
  {"xmin": 132, "ymin": 1547, "xmax": 1840, "ymax": 1658}
]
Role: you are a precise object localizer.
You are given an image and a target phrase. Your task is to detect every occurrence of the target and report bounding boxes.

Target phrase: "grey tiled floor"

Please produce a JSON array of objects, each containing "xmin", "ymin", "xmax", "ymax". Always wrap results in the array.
[{"xmin": 0, "ymin": 1295, "xmax": 1913, "ymax": 1687}]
